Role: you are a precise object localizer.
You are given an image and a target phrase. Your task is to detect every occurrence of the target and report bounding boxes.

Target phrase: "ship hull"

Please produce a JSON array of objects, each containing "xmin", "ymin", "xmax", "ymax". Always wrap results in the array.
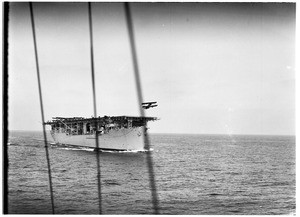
[{"xmin": 50, "ymin": 127, "xmax": 146, "ymax": 151}]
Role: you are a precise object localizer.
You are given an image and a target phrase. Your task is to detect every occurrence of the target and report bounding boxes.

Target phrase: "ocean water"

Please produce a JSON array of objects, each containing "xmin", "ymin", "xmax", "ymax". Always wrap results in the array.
[{"xmin": 7, "ymin": 131, "xmax": 295, "ymax": 214}]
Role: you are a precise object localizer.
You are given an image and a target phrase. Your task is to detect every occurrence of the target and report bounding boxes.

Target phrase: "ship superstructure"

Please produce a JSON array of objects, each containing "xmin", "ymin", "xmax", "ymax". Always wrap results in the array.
[{"xmin": 45, "ymin": 116, "xmax": 157, "ymax": 151}]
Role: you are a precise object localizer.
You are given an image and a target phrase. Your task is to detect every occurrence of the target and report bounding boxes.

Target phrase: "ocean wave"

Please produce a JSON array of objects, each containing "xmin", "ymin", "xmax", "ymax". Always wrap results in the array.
[
  {"xmin": 103, "ymin": 179, "xmax": 121, "ymax": 186},
  {"xmin": 101, "ymin": 148, "xmax": 153, "ymax": 153},
  {"xmin": 55, "ymin": 147, "xmax": 95, "ymax": 152},
  {"xmin": 7, "ymin": 142, "xmax": 19, "ymax": 146}
]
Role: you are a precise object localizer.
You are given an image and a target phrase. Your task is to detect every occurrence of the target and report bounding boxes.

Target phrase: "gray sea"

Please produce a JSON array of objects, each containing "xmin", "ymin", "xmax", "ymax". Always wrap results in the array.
[{"xmin": 7, "ymin": 131, "xmax": 295, "ymax": 214}]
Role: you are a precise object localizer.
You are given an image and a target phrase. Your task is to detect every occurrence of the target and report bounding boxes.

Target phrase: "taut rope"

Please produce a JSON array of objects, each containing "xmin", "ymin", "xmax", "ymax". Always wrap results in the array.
[
  {"xmin": 88, "ymin": 2, "xmax": 103, "ymax": 214},
  {"xmin": 29, "ymin": 2, "xmax": 55, "ymax": 214},
  {"xmin": 124, "ymin": 3, "xmax": 160, "ymax": 214}
]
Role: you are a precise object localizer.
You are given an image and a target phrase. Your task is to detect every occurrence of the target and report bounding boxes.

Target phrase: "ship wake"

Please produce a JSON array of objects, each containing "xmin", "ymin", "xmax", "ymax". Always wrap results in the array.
[{"xmin": 50, "ymin": 143, "xmax": 153, "ymax": 153}]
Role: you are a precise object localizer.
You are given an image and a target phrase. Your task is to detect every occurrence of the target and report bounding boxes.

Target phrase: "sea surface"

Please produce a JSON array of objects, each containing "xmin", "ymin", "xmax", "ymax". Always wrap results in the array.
[{"xmin": 7, "ymin": 131, "xmax": 295, "ymax": 214}]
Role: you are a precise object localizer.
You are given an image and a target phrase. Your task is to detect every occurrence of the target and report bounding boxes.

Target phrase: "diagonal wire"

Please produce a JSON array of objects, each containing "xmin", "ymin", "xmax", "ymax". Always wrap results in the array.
[
  {"xmin": 29, "ymin": 2, "xmax": 55, "ymax": 214},
  {"xmin": 88, "ymin": 2, "xmax": 102, "ymax": 214},
  {"xmin": 124, "ymin": 2, "xmax": 160, "ymax": 214}
]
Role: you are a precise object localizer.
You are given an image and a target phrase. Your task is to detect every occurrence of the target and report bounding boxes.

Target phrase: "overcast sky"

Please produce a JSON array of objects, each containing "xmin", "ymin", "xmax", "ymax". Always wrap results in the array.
[{"xmin": 8, "ymin": 2, "xmax": 295, "ymax": 135}]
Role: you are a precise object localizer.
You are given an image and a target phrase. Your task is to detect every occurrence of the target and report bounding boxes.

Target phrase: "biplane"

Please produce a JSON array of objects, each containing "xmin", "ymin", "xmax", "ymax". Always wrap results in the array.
[{"xmin": 142, "ymin": 101, "xmax": 158, "ymax": 109}]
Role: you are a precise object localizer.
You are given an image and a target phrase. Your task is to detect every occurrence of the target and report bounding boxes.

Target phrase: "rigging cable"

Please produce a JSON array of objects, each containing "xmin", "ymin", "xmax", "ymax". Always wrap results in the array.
[
  {"xmin": 124, "ymin": 3, "xmax": 160, "ymax": 214},
  {"xmin": 88, "ymin": 2, "xmax": 103, "ymax": 214},
  {"xmin": 29, "ymin": 2, "xmax": 55, "ymax": 214}
]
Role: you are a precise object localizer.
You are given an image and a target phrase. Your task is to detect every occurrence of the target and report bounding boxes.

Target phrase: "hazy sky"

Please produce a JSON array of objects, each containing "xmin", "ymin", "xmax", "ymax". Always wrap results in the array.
[{"xmin": 8, "ymin": 2, "xmax": 295, "ymax": 135}]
